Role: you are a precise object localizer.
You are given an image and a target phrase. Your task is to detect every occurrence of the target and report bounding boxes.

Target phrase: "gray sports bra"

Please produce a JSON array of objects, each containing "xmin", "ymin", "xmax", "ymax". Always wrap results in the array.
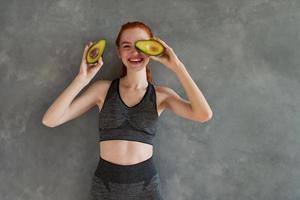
[{"xmin": 98, "ymin": 78, "xmax": 159, "ymax": 145}]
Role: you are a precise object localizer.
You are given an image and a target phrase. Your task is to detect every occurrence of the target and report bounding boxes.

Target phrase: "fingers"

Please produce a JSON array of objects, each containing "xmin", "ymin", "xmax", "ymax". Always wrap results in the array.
[
  {"xmin": 84, "ymin": 42, "xmax": 93, "ymax": 53},
  {"xmin": 152, "ymin": 36, "xmax": 174, "ymax": 58},
  {"xmin": 96, "ymin": 57, "xmax": 103, "ymax": 67},
  {"xmin": 82, "ymin": 41, "xmax": 94, "ymax": 62},
  {"xmin": 88, "ymin": 57, "xmax": 103, "ymax": 76},
  {"xmin": 152, "ymin": 36, "xmax": 169, "ymax": 49},
  {"xmin": 149, "ymin": 55, "xmax": 159, "ymax": 61},
  {"xmin": 99, "ymin": 56, "xmax": 103, "ymax": 63},
  {"xmin": 82, "ymin": 44, "xmax": 89, "ymax": 61},
  {"xmin": 89, "ymin": 56, "xmax": 103, "ymax": 68}
]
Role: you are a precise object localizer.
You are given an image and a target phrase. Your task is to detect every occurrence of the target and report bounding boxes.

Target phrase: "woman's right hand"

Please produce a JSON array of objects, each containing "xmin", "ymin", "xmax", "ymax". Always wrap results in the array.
[{"xmin": 77, "ymin": 41, "xmax": 104, "ymax": 83}]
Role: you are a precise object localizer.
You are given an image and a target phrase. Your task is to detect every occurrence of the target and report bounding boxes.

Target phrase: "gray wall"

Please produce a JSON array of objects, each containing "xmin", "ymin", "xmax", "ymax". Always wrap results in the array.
[{"xmin": 1, "ymin": 0, "xmax": 300, "ymax": 199}]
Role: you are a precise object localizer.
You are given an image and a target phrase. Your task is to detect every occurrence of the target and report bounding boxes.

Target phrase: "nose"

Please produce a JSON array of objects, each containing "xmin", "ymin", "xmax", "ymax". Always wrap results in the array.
[
  {"xmin": 130, "ymin": 46, "xmax": 141, "ymax": 54},
  {"xmin": 131, "ymin": 49, "xmax": 139, "ymax": 55}
]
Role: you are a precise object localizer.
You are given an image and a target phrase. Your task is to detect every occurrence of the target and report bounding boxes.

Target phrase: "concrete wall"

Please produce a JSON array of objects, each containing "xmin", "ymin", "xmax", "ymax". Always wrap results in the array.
[{"xmin": 1, "ymin": 0, "xmax": 300, "ymax": 199}]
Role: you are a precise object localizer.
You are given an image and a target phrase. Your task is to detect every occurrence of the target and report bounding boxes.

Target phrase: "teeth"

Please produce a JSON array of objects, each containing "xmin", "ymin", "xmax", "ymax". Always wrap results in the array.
[{"xmin": 129, "ymin": 58, "xmax": 143, "ymax": 62}]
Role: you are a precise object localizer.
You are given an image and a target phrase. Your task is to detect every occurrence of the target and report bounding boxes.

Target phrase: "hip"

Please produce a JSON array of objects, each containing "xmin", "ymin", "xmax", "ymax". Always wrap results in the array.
[{"xmin": 89, "ymin": 156, "xmax": 163, "ymax": 199}]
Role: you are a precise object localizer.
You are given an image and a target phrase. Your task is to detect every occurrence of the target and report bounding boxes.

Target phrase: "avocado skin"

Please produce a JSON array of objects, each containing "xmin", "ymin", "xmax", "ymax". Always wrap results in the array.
[
  {"xmin": 135, "ymin": 39, "xmax": 165, "ymax": 56},
  {"xmin": 86, "ymin": 39, "xmax": 106, "ymax": 64}
]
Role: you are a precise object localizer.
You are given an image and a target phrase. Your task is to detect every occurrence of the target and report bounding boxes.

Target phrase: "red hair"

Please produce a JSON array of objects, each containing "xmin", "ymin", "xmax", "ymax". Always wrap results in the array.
[{"xmin": 115, "ymin": 21, "xmax": 153, "ymax": 83}]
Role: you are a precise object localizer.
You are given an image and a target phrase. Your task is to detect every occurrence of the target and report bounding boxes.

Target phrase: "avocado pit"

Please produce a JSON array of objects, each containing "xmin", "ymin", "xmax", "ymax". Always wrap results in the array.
[{"xmin": 90, "ymin": 48, "xmax": 99, "ymax": 59}]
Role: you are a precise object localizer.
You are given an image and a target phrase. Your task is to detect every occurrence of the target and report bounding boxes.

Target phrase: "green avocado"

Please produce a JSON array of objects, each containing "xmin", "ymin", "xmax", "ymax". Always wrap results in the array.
[
  {"xmin": 135, "ymin": 39, "xmax": 165, "ymax": 56},
  {"xmin": 86, "ymin": 39, "xmax": 106, "ymax": 64}
]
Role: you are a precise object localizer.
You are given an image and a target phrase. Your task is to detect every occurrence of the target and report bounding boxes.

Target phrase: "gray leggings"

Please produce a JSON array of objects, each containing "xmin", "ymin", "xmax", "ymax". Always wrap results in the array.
[{"xmin": 89, "ymin": 156, "xmax": 163, "ymax": 200}]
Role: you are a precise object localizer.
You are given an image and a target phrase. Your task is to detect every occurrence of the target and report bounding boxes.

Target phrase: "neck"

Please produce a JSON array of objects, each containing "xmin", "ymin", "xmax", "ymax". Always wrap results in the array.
[{"xmin": 121, "ymin": 69, "xmax": 148, "ymax": 89}]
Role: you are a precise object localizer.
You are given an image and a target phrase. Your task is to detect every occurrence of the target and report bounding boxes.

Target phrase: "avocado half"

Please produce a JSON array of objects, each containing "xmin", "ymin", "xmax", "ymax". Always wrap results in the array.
[
  {"xmin": 135, "ymin": 39, "xmax": 165, "ymax": 56},
  {"xmin": 86, "ymin": 39, "xmax": 106, "ymax": 64}
]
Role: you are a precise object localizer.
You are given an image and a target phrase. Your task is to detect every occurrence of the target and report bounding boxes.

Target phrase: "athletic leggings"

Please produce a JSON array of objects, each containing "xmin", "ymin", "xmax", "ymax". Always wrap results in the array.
[{"xmin": 89, "ymin": 156, "xmax": 163, "ymax": 200}]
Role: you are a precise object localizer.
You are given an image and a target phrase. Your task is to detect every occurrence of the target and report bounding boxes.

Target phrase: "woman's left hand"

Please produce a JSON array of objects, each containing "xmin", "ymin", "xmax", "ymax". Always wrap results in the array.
[{"xmin": 149, "ymin": 36, "xmax": 182, "ymax": 71}]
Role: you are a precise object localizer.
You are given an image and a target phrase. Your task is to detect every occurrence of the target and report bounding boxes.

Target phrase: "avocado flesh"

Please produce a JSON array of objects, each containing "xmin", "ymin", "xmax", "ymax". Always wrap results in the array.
[
  {"xmin": 135, "ymin": 39, "xmax": 165, "ymax": 56},
  {"xmin": 86, "ymin": 39, "xmax": 106, "ymax": 64}
]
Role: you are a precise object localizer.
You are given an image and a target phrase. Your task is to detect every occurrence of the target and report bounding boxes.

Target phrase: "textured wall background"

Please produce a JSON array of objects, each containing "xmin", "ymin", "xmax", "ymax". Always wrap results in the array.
[{"xmin": 1, "ymin": 0, "xmax": 300, "ymax": 199}]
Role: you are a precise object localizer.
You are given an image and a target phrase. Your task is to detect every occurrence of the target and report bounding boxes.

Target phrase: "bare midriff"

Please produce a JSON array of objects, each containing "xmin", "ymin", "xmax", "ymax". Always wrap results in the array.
[{"xmin": 99, "ymin": 140, "xmax": 153, "ymax": 165}]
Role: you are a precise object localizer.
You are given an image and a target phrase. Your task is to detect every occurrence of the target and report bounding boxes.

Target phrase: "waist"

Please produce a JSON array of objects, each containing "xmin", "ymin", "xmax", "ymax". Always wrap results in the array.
[
  {"xmin": 94, "ymin": 155, "xmax": 157, "ymax": 184},
  {"xmin": 99, "ymin": 140, "xmax": 153, "ymax": 165}
]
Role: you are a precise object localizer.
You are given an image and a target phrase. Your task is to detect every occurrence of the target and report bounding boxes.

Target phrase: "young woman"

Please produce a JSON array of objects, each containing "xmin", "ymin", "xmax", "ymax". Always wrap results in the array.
[{"xmin": 42, "ymin": 21, "xmax": 213, "ymax": 200}]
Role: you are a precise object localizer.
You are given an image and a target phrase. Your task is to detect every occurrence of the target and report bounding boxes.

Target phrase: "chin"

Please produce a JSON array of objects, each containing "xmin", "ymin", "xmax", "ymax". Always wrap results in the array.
[
  {"xmin": 128, "ymin": 64, "xmax": 145, "ymax": 71},
  {"xmin": 125, "ymin": 62, "xmax": 148, "ymax": 70}
]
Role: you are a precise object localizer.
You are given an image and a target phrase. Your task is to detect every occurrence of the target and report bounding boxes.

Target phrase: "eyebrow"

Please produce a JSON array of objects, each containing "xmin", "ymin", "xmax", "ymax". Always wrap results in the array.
[{"xmin": 121, "ymin": 41, "xmax": 131, "ymax": 45}]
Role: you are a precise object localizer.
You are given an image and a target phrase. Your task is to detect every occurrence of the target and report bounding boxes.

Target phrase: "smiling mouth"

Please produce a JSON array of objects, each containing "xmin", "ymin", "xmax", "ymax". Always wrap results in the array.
[{"xmin": 128, "ymin": 58, "xmax": 144, "ymax": 64}]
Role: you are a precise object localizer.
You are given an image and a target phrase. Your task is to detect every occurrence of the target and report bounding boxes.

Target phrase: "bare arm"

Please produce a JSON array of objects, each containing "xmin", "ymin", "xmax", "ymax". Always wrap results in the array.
[
  {"xmin": 170, "ymin": 63, "xmax": 213, "ymax": 122},
  {"xmin": 149, "ymin": 36, "xmax": 213, "ymax": 122},
  {"xmin": 42, "ymin": 41, "xmax": 104, "ymax": 127},
  {"xmin": 42, "ymin": 76, "xmax": 96, "ymax": 127}
]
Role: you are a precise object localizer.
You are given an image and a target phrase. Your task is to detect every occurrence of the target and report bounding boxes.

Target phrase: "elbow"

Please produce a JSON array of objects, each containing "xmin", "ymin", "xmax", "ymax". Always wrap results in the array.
[
  {"xmin": 196, "ymin": 111, "xmax": 213, "ymax": 123},
  {"xmin": 42, "ymin": 117, "xmax": 57, "ymax": 128},
  {"xmin": 204, "ymin": 112, "xmax": 213, "ymax": 122}
]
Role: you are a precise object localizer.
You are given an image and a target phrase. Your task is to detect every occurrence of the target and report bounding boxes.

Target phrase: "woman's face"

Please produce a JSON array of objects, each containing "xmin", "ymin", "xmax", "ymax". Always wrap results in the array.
[{"xmin": 117, "ymin": 27, "xmax": 151, "ymax": 71}]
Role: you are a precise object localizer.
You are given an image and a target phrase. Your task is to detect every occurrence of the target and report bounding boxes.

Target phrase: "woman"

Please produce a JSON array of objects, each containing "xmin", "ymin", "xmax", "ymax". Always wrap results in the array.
[{"xmin": 42, "ymin": 21, "xmax": 213, "ymax": 200}]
